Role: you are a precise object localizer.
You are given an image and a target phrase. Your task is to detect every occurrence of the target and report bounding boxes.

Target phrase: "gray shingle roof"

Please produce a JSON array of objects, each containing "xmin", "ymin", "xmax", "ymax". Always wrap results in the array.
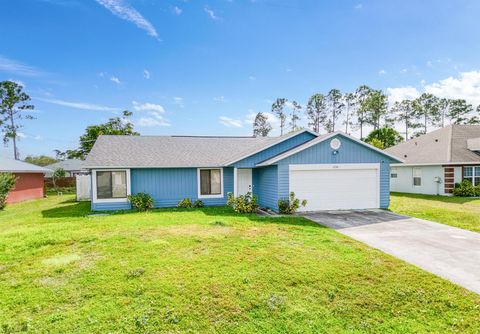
[
  {"xmin": 84, "ymin": 131, "xmax": 313, "ymax": 168},
  {"xmin": 385, "ymin": 125, "xmax": 480, "ymax": 164},
  {"xmin": 0, "ymin": 157, "xmax": 52, "ymax": 173},
  {"xmin": 45, "ymin": 159, "xmax": 87, "ymax": 172}
]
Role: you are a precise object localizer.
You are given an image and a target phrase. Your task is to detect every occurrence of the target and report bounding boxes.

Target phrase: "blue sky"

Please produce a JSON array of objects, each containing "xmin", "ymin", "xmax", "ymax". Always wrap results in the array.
[{"xmin": 1, "ymin": 0, "xmax": 480, "ymax": 158}]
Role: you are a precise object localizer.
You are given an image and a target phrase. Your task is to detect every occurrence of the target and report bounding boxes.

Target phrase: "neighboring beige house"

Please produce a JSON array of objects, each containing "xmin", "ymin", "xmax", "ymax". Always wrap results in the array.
[{"xmin": 386, "ymin": 125, "xmax": 480, "ymax": 195}]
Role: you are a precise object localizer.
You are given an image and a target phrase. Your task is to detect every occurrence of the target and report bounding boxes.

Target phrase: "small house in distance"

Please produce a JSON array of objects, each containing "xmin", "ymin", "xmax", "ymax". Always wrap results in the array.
[
  {"xmin": 386, "ymin": 125, "xmax": 480, "ymax": 195},
  {"xmin": 45, "ymin": 159, "xmax": 88, "ymax": 177},
  {"xmin": 0, "ymin": 158, "xmax": 51, "ymax": 204}
]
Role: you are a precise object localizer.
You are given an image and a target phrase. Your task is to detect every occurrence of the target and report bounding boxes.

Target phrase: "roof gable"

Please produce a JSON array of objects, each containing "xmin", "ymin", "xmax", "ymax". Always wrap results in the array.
[
  {"xmin": 257, "ymin": 132, "xmax": 402, "ymax": 166},
  {"xmin": 0, "ymin": 158, "xmax": 51, "ymax": 173}
]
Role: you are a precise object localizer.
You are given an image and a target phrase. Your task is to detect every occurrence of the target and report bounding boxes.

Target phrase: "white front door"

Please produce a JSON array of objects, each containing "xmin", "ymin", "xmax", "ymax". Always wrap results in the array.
[{"xmin": 237, "ymin": 169, "xmax": 253, "ymax": 196}]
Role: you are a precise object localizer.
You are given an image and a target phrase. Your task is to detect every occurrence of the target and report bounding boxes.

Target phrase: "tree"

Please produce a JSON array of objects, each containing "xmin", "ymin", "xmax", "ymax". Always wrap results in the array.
[
  {"xmin": 68, "ymin": 110, "xmax": 139, "ymax": 159},
  {"xmin": 448, "ymin": 99, "xmax": 474, "ymax": 124},
  {"xmin": 24, "ymin": 155, "xmax": 57, "ymax": 166},
  {"xmin": 289, "ymin": 100, "xmax": 302, "ymax": 131},
  {"xmin": 412, "ymin": 93, "xmax": 441, "ymax": 135},
  {"xmin": 362, "ymin": 90, "xmax": 388, "ymax": 130},
  {"xmin": 342, "ymin": 92, "xmax": 357, "ymax": 134},
  {"xmin": 364, "ymin": 127, "xmax": 404, "ymax": 149},
  {"xmin": 0, "ymin": 81, "xmax": 34, "ymax": 159},
  {"xmin": 52, "ymin": 168, "xmax": 66, "ymax": 191},
  {"xmin": 325, "ymin": 89, "xmax": 344, "ymax": 132},
  {"xmin": 355, "ymin": 85, "xmax": 372, "ymax": 139},
  {"xmin": 391, "ymin": 100, "xmax": 420, "ymax": 140},
  {"xmin": 252, "ymin": 112, "xmax": 272, "ymax": 137},
  {"xmin": 305, "ymin": 93, "xmax": 327, "ymax": 133},
  {"xmin": 272, "ymin": 98, "xmax": 288, "ymax": 135},
  {"xmin": 0, "ymin": 173, "xmax": 17, "ymax": 210},
  {"xmin": 53, "ymin": 149, "xmax": 67, "ymax": 161},
  {"xmin": 438, "ymin": 98, "xmax": 451, "ymax": 128}
]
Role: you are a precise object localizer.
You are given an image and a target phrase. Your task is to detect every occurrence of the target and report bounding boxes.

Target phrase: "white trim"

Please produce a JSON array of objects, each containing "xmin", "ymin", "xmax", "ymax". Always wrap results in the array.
[
  {"xmin": 92, "ymin": 169, "xmax": 131, "ymax": 203},
  {"xmin": 257, "ymin": 132, "xmax": 403, "ymax": 166},
  {"xmin": 197, "ymin": 167, "xmax": 224, "ymax": 199},
  {"xmin": 288, "ymin": 163, "xmax": 380, "ymax": 210},
  {"xmin": 222, "ymin": 129, "xmax": 319, "ymax": 166}
]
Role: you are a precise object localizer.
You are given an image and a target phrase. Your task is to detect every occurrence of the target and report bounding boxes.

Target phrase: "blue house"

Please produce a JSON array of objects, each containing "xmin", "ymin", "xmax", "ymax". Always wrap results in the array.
[{"xmin": 84, "ymin": 130, "xmax": 401, "ymax": 212}]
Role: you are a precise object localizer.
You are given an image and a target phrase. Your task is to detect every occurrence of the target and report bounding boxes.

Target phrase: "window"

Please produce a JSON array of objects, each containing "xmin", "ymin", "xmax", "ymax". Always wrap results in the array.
[
  {"xmin": 198, "ymin": 168, "xmax": 222, "ymax": 197},
  {"xmin": 390, "ymin": 168, "xmax": 398, "ymax": 178},
  {"xmin": 464, "ymin": 166, "xmax": 480, "ymax": 186},
  {"xmin": 413, "ymin": 168, "xmax": 422, "ymax": 186},
  {"xmin": 96, "ymin": 171, "xmax": 127, "ymax": 199}
]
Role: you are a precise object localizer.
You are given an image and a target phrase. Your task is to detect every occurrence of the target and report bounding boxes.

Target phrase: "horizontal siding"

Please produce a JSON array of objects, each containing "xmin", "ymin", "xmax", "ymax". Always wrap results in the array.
[
  {"xmin": 131, "ymin": 167, "xmax": 234, "ymax": 208},
  {"xmin": 253, "ymin": 166, "xmax": 278, "ymax": 210},
  {"xmin": 92, "ymin": 202, "xmax": 131, "ymax": 211},
  {"xmin": 276, "ymin": 135, "xmax": 393, "ymax": 209},
  {"xmin": 233, "ymin": 132, "xmax": 316, "ymax": 168}
]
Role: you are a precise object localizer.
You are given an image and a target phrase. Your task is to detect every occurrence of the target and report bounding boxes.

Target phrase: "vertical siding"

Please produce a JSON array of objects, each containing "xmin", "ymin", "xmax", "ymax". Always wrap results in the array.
[
  {"xmin": 233, "ymin": 132, "xmax": 316, "ymax": 168},
  {"xmin": 275, "ymin": 135, "xmax": 393, "ymax": 209},
  {"xmin": 253, "ymin": 166, "xmax": 278, "ymax": 210},
  {"xmin": 131, "ymin": 167, "xmax": 234, "ymax": 208}
]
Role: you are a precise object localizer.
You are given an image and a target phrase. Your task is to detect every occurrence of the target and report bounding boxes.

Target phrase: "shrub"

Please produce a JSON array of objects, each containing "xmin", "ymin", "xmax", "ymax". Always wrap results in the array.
[
  {"xmin": 453, "ymin": 180, "xmax": 477, "ymax": 197},
  {"xmin": 177, "ymin": 198, "xmax": 193, "ymax": 208},
  {"xmin": 128, "ymin": 192, "xmax": 154, "ymax": 211},
  {"xmin": 0, "ymin": 173, "xmax": 17, "ymax": 210},
  {"xmin": 278, "ymin": 192, "xmax": 307, "ymax": 214},
  {"xmin": 193, "ymin": 199, "xmax": 204, "ymax": 208},
  {"xmin": 227, "ymin": 192, "xmax": 259, "ymax": 213}
]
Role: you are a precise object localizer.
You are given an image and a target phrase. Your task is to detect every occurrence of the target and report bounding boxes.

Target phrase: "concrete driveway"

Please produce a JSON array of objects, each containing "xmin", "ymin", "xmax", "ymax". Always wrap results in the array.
[{"xmin": 302, "ymin": 210, "xmax": 480, "ymax": 294}]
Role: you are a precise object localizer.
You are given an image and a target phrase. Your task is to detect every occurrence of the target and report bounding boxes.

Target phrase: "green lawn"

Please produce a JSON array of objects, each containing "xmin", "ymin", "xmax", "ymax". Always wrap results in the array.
[
  {"xmin": 1, "ymin": 196, "xmax": 479, "ymax": 333},
  {"xmin": 390, "ymin": 192, "xmax": 480, "ymax": 233}
]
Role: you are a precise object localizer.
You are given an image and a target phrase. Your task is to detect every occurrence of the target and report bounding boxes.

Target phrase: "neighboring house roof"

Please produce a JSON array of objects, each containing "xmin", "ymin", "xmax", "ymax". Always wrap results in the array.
[
  {"xmin": 386, "ymin": 125, "xmax": 480, "ymax": 165},
  {"xmin": 85, "ymin": 129, "xmax": 317, "ymax": 168},
  {"xmin": 0, "ymin": 157, "xmax": 51, "ymax": 173},
  {"xmin": 46, "ymin": 159, "xmax": 87, "ymax": 172},
  {"xmin": 257, "ymin": 132, "xmax": 403, "ymax": 166}
]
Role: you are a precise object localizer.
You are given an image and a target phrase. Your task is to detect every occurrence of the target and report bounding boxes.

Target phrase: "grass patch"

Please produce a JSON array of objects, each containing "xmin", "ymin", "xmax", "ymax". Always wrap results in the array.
[
  {"xmin": 0, "ymin": 195, "xmax": 479, "ymax": 333},
  {"xmin": 390, "ymin": 192, "xmax": 480, "ymax": 232}
]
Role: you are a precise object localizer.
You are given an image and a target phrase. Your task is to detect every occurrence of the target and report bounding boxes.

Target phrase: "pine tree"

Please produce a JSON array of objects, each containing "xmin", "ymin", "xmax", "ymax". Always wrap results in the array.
[
  {"xmin": 252, "ymin": 112, "xmax": 272, "ymax": 137},
  {"xmin": 272, "ymin": 98, "xmax": 288, "ymax": 135},
  {"xmin": 305, "ymin": 93, "xmax": 327, "ymax": 133},
  {"xmin": 289, "ymin": 101, "xmax": 302, "ymax": 131},
  {"xmin": 326, "ymin": 89, "xmax": 344, "ymax": 132}
]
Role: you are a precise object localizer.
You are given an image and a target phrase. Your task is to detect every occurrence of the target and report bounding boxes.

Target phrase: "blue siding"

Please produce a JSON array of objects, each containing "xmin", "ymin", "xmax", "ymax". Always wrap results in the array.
[
  {"xmin": 131, "ymin": 167, "xmax": 234, "ymax": 208},
  {"xmin": 253, "ymin": 166, "xmax": 278, "ymax": 210},
  {"xmin": 275, "ymin": 135, "xmax": 393, "ymax": 209},
  {"xmin": 92, "ymin": 201, "xmax": 131, "ymax": 211},
  {"xmin": 233, "ymin": 131, "xmax": 316, "ymax": 168}
]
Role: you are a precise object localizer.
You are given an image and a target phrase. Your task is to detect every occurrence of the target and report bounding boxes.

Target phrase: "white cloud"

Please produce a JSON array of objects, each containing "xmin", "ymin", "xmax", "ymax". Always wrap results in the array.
[
  {"xmin": 355, "ymin": 3, "xmax": 363, "ymax": 9},
  {"xmin": 204, "ymin": 6, "xmax": 218, "ymax": 20},
  {"xmin": 95, "ymin": 0, "xmax": 159, "ymax": 39},
  {"xmin": 99, "ymin": 71, "xmax": 106, "ymax": 77},
  {"xmin": 17, "ymin": 132, "xmax": 27, "ymax": 139},
  {"xmin": 378, "ymin": 69, "xmax": 387, "ymax": 75},
  {"xmin": 424, "ymin": 71, "xmax": 480, "ymax": 106},
  {"xmin": 219, "ymin": 116, "xmax": 243, "ymax": 128},
  {"xmin": 132, "ymin": 101, "xmax": 165, "ymax": 113},
  {"xmin": 34, "ymin": 135, "xmax": 44, "ymax": 141},
  {"xmin": 386, "ymin": 86, "xmax": 420, "ymax": 105},
  {"xmin": 110, "ymin": 76, "xmax": 121, "ymax": 84},
  {"xmin": 38, "ymin": 98, "xmax": 120, "ymax": 111},
  {"xmin": 173, "ymin": 96, "xmax": 184, "ymax": 108},
  {"xmin": 386, "ymin": 71, "xmax": 480, "ymax": 107},
  {"xmin": 213, "ymin": 96, "xmax": 228, "ymax": 103},
  {"xmin": 173, "ymin": 6, "xmax": 182, "ymax": 15},
  {"xmin": 245, "ymin": 110, "xmax": 279, "ymax": 125},
  {"xmin": 249, "ymin": 75, "xmax": 256, "ymax": 81},
  {"xmin": 143, "ymin": 69, "xmax": 150, "ymax": 79},
  {"xmin": 401, "ymin": 68, "xmax": 407, "ymax": 73},
  {"xmin": 0, "ymin": 55, "xmax": 44, "ymax": 76},
  {"xmin": 137, "ymin": 111, "xmax": 171, "ymax": 127},
  {"xmin": 286, "ymin": 68, "xmax": 293, "ymax": 72}
]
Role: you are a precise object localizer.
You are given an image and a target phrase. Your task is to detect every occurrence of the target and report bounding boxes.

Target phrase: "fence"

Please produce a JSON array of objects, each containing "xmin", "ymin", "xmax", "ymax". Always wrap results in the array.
[
  {"xmin": 45, "ymin": 177, "xmax": 76, "ymax": 188},
  {"xmin": 76, "ymin": 175, "xmax": 91, "ymax": 201}
]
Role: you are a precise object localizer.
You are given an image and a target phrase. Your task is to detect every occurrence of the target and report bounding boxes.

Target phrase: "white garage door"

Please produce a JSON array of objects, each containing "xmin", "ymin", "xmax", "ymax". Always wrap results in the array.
[{"xmin": 289, "ymin": 164, "xmax": 380, "ymax": 211}]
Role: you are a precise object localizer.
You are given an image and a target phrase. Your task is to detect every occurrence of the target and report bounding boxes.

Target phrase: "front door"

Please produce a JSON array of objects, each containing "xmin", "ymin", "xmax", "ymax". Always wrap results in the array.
[{"xmin": 237, "ymin": 169, "xmax": 253, "ymax": 196}]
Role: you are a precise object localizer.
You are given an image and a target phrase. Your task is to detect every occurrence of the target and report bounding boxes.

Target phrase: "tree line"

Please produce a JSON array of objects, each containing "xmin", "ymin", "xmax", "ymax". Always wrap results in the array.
[{"xmin": 253, "ymin": 85, "xmax": 480, "ymax": 141}]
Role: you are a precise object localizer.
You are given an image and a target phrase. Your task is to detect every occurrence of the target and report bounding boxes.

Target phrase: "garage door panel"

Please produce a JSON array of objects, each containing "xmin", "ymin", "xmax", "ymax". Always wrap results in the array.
[{"xmin": 290, "ymin": 166, "xmax": 379, "ymax": 211}]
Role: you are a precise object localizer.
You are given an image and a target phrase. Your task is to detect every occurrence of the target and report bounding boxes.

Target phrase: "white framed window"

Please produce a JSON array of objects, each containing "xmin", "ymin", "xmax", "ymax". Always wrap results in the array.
[
  {"xmin": 413, "ymin": 168, "xmax": 422, "ymax": 187},
  {"xmin": 464, "ymin": 166, "xmax": 480, "ymax": 186},
  {"xmin": 390, "ymin": 168, "xmax": 398, "ymax": 178},
  {"xmin": 92, "ymin": 169, "xmax": 131, "ymax": 203},
  {"xmin": 197, "ymin": 168, "xmax": 223, "ymax": 198}
]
